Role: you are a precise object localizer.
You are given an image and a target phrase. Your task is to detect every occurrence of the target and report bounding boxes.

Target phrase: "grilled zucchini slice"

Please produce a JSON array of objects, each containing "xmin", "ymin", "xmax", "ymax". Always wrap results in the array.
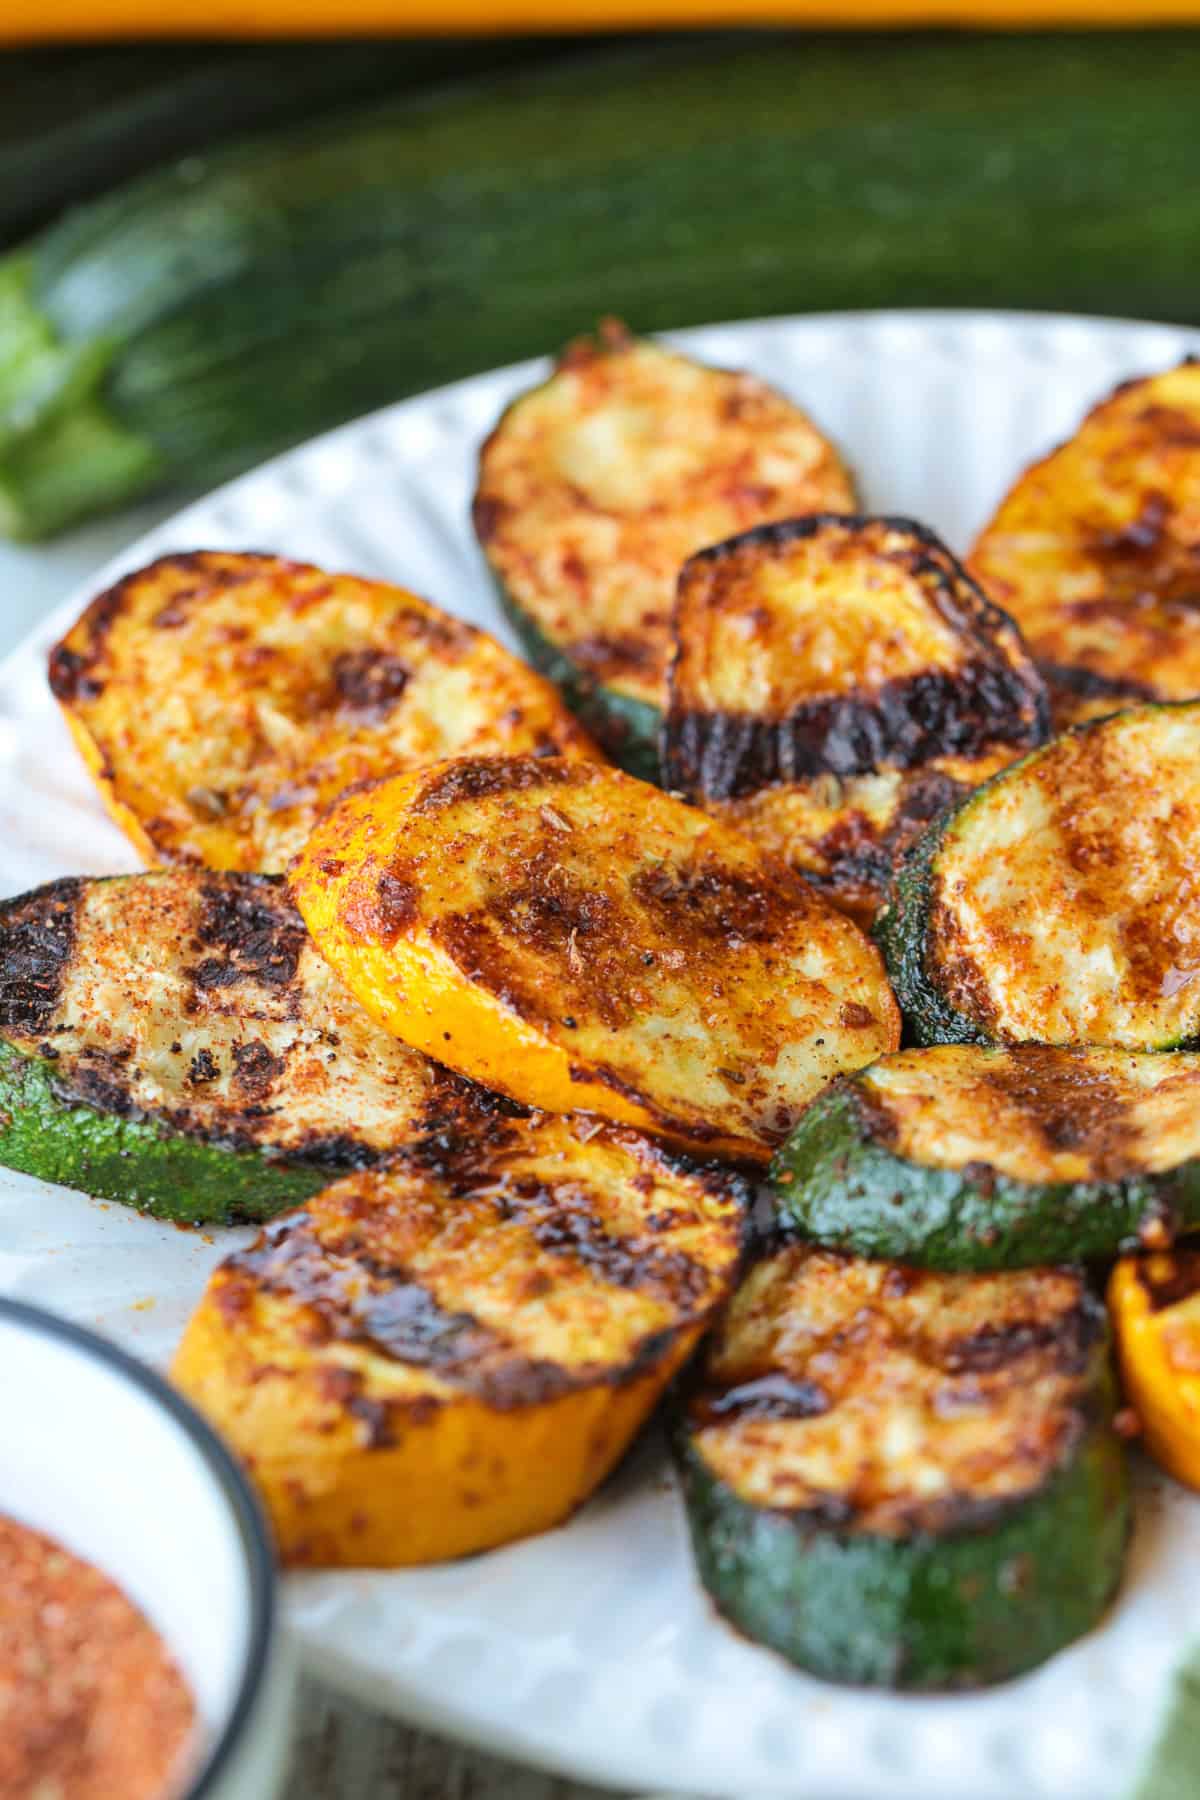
[
  {"xmin": 663, "ymin": 516, "xmax": 1049, "ymax": 922},
  {"xmin": 676, "ymin": 1246, "xmax": 1128, "ymax": 1689},
  {"xmin": 173, "ymin": 1113, "xmax": 746, "ymax": 1565},
  {"xmin": 0, "ymin": 872, "xmax": 492, "ymax": 1225},
  {"xmin": 292, "ymin": 754, "xmax": 899, "ymax": 1164},
  {"xmin": 970, "ymin": 361, "xmax": 1200, "ymax": 727},
  {"xmin": 1109, "ymin": 1249, "xmax": 1200, "ymax": 1492},
  {"xmin": 878, "ymin": 703, "xmax": 1200, "ymax": 1050},
  {"xmin": 48, "ymin": 550, "xmax": 595, "ymax": 873},
  {"xmin": 472, "ymin": 324, "xmax": 854, "ymax": 777},
  {"xmin": 772, "ymin": 1045, "xmax": 1200, "ymax": 1269}
]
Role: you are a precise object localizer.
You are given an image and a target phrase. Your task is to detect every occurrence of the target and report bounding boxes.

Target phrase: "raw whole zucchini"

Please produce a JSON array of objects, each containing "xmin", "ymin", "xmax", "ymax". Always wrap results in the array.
[
  {"xmin": 473, "ymin": 326, "xmax": 852, "ymax": 775},
  {"xmin": 173, "ymin": 1112, "xmax": 747, "ymax": 1565},
  {"xmin": 0, "ymin": 870, "xmax": 494, "ymax": 1225},
  {"xmin": 770, "ymin": 1045, "xmax": 1200, "ymax": 1269},
  {"xmin": 970, "ymin": 362, "xmax": 1200, "ymax": 729},
  {"xmin": 1109, "ymin": 1248, "xmax": 1200, "ymax": 1493},
  {"xmin": 877, "ymin": 702, "xmax": 1200, "ymax": 1051},
  {"xmin": 675, "ymin": 1245, "xmax": 1129, "ymax": 1689},
  {"xmin": 0, "ymin": 41, "xmax": 536, "ymax": 246},
  {"xmin": 6, "ymin": 31, "xmax": 1200, "ymax": 537},
  {"xmin": 662, "ymin": 515, "xmax": 1048, "ymax": 921},
  {"xmin": 49, "ymin": 550, "xmax": 595, "ymax": 873},
  {"xmin": 291, "ymin": 754, "xmax": 900, "ymax": 1163}
]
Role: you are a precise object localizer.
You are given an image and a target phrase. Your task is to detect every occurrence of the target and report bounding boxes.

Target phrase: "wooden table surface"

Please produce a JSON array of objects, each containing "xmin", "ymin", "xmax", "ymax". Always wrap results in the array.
[
  {"xmin": 290, "ymin": 1679, "xmax": 618, "ymax": 1800},
  {"xmin": 1, "ymin": 532, "xmax": 636, "ymax": 1800}
]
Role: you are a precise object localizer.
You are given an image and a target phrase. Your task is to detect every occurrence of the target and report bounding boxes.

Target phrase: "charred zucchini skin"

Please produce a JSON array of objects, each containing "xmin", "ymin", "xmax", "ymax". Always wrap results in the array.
[
  {"xmin": 662, "ymin": 513, "xmax": 1049, "ymax": 802},
  {"xmin": 769, "ymin": 1078, "xmax": 1200, "ymax": 1270},
  {"xmin": 490, "ymin": 571, "xmax": 663, "ymax": 782},
  {"xmin": 674, "ymin": 1383, "xmax": 1128, "ymax": 1690},
  {"xmin": 0, "ymin": 1038, "xmax": 329, "ymax": 1227},
  {"xmin": 874, "ymin": 800, "xmax": 987, "ymax": 1047}
]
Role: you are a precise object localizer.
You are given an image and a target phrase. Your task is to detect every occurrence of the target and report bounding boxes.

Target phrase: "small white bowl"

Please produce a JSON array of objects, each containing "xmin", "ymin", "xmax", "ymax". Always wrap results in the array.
[{"xmin": 0, "ymin": 1296, "xmax": 294, "ymax": 1800}]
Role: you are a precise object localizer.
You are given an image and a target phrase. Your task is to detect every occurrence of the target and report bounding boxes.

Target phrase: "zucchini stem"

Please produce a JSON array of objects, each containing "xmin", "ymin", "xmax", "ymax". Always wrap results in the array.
[{"xmin": 0, "ymin": 252, "xmax": 161, "ymax": 538}]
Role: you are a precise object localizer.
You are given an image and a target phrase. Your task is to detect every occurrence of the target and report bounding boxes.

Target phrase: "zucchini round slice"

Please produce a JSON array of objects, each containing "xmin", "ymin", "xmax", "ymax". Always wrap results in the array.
[
  {"xmin": 969, "ymin": 361, "xmax": 1200, "ymax": 728},
  {"xmin": 173, "ymin": 1113, "xmax": 746, "ymax": 1565},
  {"xmin": 48, "ymin": 549, "xmax": 595, "ymax": 873},
  {"xmin": 0, "ymin": 872, "xmax": 493, "ymax": 1225},
  {"xmin": 676, "ymin": 1246, "xmax": 1129, "ymax": 1689},
  {"xmin": 878, "ymin": 702, "xmax": 1200, "ymax": 1050},
  {"xmin": 472, "ymin": 325, "xmax": 854, "ymax": 776},
  {"xmin": 663, "ymin": 515, "xmax": 1049, "ymax": 922},
  {"xmin": 292, "ymin": 754, "xmax": 899, "ymax": 1164},
  {"xmin": 771, "ymin": 1044, "xmax": 1200, "ymax": 1269}
]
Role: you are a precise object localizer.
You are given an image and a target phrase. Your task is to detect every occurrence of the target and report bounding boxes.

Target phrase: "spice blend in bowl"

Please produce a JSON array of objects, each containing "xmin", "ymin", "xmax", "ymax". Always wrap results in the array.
[{"xmin": 0, "ymin": 1513, "xmax": 196, "ymax": 1799}]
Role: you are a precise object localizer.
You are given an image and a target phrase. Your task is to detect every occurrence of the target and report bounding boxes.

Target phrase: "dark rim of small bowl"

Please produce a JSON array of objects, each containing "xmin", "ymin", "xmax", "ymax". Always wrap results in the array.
[{"xmin": 0, "ymin": 1296, "xmax": 277, "ymax": 1798}]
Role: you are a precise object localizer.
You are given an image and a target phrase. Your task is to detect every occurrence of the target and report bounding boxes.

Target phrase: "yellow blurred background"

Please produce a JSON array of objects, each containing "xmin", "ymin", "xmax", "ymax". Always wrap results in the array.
[{"xmin": 7, "ymin": 0, "xmax": 1200, "ymax": 39}]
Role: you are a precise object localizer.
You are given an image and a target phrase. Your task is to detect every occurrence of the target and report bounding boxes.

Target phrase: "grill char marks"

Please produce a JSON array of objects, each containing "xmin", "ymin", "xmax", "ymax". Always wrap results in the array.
[
  {"xmin": 1040, "ymin": 660, "xmax": 1158, "ymax": 709},
  {"xmin": 692, "ymin": 1372, "xmax": 830, "ymax": 1426},
  {"xmin": 666, "ymin": 515, "xmax": 1048, "ymax": 803},
  {"xmin": 861, "ymin": 1045, "xmax": 1152, "ymax": 1183},
  {"xmin": 689, "ymin": 1248, "xmax": 1103, "ymax": 1537},
  {"xmin": 671, "ymin": 660, "xmax": 1042, "ymax": 801},
  {"xmin": 188, "ymin": 877, "xmax": 306, "ymax": 996},
  {"xmin": 48, "ymin": 553, "xmax": 258, "ymax": 703},
  {"xmin": 1136, "ymin": 1247, "xmax": 1200, "ymax": 1313},
  {"xmin": 47, "ymin": 588, "xmax": 125, "ymax": 704},
  {"xmin": 0, "ymin": 870, "xmax": 506, "ymax": 1177},
  {"xmin": 228, "ymin": 1214, "xmax": 518, "ymax": 1390},
  {"xmin": 971, "ymin": 1051, "xmax": 1135, "ymax": 1179},
  {"xmin": 969, "ymin": 363, "xmax": 1200, "ymax": 727},
  {"xmin": 412, "ymin": 755, "xmax": 577, "ymax": 816},
  {"xmin": 48, "ymin": 550, "xmax": 593, "ymax": 876},
  {"xmin": 331, "ymin": 650, "xmax": 410, "ymax": 720},
  {"xmin": 0, "ymin": 879, "xmax": 83, "ymax": 1039},
  {"xmin": 807, "ymin": 768, "xmax": 965, "ymax": 907},
  {"xmin": 500, "ymin": 1176, "xmax": 717, "ymax": 1312},
  {"xmin": 939, "ymin": 1302, "xmax": 1101, "ymax": 1377},
  {"xmin": 221, "ymin": 1118, "xmax": 735, "ymax": 1412}
]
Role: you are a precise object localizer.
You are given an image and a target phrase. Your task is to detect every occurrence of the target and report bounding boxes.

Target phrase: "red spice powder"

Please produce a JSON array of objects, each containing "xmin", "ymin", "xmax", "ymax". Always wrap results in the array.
[{"xmin": 0, "ymin": 1514, "xmax": 196, "ymax": 1800}]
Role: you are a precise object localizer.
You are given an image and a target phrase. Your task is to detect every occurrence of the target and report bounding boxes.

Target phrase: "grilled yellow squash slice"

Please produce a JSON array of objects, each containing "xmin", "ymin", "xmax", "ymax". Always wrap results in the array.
[
  {"xmin": 663, "ymin": 516, "xmax": 1048, "ymax": 923},
  {"xmin": 48, "ymin": 550, "xmax": 595, "ymax": 873},
  {"xmin": 291, "ymin": 755, "xmax": 899, "ymax": 1162},
  {"xmin": 879, "ymin": 702, "xmax": 1200, "ymax": 1050},
  {"xmin": 473, "ymin": 323, "xmax": 854, "ymax": 776},
  {"xmin": 173, "ymin": 1113, "xmax": 746, "ymax": 1565},
  {"xmin": 1109, "ymin": 1248, "xmax": 1200, "ymax": 1493},
  {"xmin": 970, "ymin": 361, "xmax": 1200, "ymax": 726}
]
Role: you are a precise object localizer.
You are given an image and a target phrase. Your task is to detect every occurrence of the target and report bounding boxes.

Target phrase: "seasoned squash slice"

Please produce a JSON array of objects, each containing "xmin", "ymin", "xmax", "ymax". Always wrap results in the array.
[
  {"xmin": 473, "ymin": 324, "xmax": 854, "ymax": 777},
  {"xmin": 970, "ymin": 361, "xmax": 1200, "ymax": 727},
  {"xmin": 48, "ymin": 550, "xmax": 595, "ymax": 873},
  {"xmin": 878, "ymin": 703, "xmax": 1200, "ymax": 1050},
  {"xmin": 292, "ymin": 755, "xmax": 899, "ymax": 1163},
  {"xmin": 663, "ymin": 516, "xmax": 1048, "ymax": 922},
  {"xmin": 1109, "ymin": 1250, "xmax": 1200, "ymax": 1492},
  {"xmin": 173, "ymin": 1113, "xmax": 746, "ymax": 1565},
  {"xmin": 0, "ymin": 871, "xmax": 493, "ymax": 1224},
  {"xmin": 771, "ymin": 1045, "xmax": 1200, "ymax": 1269},
  {"xmin": 677, "ymin": 1246, "xmax": 1128, "ymax": 1688}
]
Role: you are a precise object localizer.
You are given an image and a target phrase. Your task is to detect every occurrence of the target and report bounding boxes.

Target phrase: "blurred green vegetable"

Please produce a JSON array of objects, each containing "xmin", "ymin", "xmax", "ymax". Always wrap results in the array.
[{"xmin": 2, "ymin": 31, "xmax": 1199, "ymax": 538}]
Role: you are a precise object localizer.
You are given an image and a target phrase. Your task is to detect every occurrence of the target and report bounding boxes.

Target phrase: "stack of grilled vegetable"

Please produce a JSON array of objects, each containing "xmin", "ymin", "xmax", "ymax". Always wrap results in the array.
[{"xmin": 6, "ymin": 326, "xmax": 1200, "ymax": 1694}]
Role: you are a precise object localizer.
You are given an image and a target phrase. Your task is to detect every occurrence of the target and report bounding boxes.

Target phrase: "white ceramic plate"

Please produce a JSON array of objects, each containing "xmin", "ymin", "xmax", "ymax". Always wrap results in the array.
[{"xmin": 2, "ymin": 310, "xmax": 1199, "ymax": 1800}]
